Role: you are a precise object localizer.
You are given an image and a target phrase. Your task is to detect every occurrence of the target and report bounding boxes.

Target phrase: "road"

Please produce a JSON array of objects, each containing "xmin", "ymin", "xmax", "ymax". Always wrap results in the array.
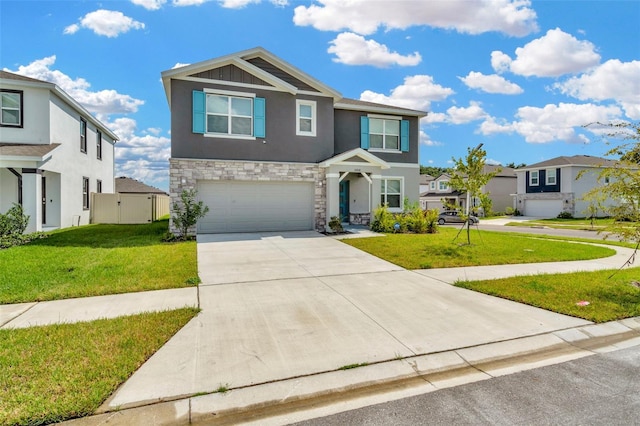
[
  {"xmin": 291, "ymin": 346, "xmax": 640, "ymax": 426},
  {"xmin": 478, "ymin": 222, "xmax": 614, "ymax": 240}
]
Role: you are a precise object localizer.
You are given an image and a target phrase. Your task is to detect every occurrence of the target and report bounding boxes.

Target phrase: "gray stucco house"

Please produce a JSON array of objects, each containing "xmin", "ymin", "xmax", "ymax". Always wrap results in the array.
[{"xmin": 161, "ymin": 47, "xmax": 426, "ymax": 234}]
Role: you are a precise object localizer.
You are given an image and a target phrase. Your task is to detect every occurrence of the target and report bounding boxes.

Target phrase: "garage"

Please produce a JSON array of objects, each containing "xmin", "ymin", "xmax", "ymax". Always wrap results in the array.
[
  {"xmin": 196, "ymin": 180, "xmax": 315, "ymax": 233},
  {"xmin": 524, "ymin": 199, "xmax": 563, "ymax": 218}
]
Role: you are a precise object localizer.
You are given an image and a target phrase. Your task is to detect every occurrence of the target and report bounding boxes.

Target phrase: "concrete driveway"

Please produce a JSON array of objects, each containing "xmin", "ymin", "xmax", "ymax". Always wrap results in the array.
[{"xmin": 104, "ymin": 231, "xmax": 591, "ymax": 411}]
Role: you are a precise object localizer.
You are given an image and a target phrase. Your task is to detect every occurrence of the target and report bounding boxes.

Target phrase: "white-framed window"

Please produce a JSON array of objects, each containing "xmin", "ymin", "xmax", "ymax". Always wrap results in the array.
[
  {"xmin": 370, "ymin": 117, "xmax": 400, "ymax": 151},
  {"xmin": 1, "ymin": 90, "xmax": 22, "ymax": 127},
  {"xmin": 529, "ymin": 170, "xmax": 539, "ymax": 186},
  {"xmin": 96, "ymin": 179, "xmax": 102, "ymax": 194},
  {"xmin": 206, "ymin": 93, "xmax": 253, "ymax": 136},
  {"xmin": 430, "ymin": 181, "xmax": 436, "ymax": 190},
  {"xmin": 381, "ymin": 178, "xmax": 403, "ymax": 209},
  {"xmin": 439, "ymin": 180, "xmax": 449, "ymax": 191},
  {"xmin": 96, "ymin": 130, "xmax": 102, "ymax": 160},
  {"xmin": 82, "ymin": 177, "xmax": 90, "ymax": 210},
  {"xmin": 80, "ymin": 118, "xmax": 87, "ymax": 153},
  {"xmin": 296, "ymin": 99, "xmax": 316, "ymax": 136},
  {"xmin": 545, "ymin": 168, "xmax": 556, "ymax": 185}
]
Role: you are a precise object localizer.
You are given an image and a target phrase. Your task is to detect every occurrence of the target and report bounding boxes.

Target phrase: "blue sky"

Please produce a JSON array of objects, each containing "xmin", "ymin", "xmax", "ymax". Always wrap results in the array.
[{"xmin": 1, "ymin": 0, "xmax": 639, "ymax": 191}]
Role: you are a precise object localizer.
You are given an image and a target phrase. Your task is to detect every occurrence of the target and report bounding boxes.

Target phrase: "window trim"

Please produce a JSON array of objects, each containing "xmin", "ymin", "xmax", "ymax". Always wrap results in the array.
[
  {"xmin": 545, "ymin": 168, "xmax": 556, "ymax": 185},
  {"xmin": 430, "ymin": 181, "xmax": 436, "ymax": 190},
  {"xmin": 96, "ymin": 179, "xmax": 102, "ymax": 194},
  {"xmin": 380, "ymin": 177, "xmax": 404, "ymax": 212},
  {"xmin": 80, "ymin": 118, "xmax": 87, "ymax": 153},
  {"xmin": 96, "ymin": 130, "xmax": 102, "ymax": 160},
  {"xmin": 296, "ymin": 99, "xmax": 316, "ymax": 137},
  {"xmin": 438, "ymin": 180, "xmax": 449, "ymax": 191},
  {"xmin": 368, "ymin": 115, "xmax": 401, "ymax": 152},
  {"xmin": 202, "ymin": 88, "xmax": 257, "ymax": 140},
  {"xmin": 0, "ymin": 89, "xmax": 23, "ymax": 128},
  {"xmin": 529, "ymin": 170, "xmax": 539, "ymax": 186},
  {"xmin": 82, "ymin": 177, "xmax": 90, "ymax": 210}
]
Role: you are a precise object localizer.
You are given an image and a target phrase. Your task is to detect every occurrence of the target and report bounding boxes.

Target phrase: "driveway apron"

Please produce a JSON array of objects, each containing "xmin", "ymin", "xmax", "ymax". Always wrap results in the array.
[{"xmin": 104, "ymin": 231, "xmax": 590, "ymax": 410}]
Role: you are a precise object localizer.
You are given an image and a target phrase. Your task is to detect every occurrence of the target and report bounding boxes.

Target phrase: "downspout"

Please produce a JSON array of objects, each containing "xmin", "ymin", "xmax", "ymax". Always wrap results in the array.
[{"xmin": 8, "ymin": 168, "xmax": 23, "ymax": 205}]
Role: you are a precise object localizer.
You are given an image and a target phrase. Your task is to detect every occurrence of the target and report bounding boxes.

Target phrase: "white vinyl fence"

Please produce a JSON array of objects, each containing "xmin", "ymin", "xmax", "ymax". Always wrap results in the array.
[{"xmin": 91, "ymin": 193, "xmax": 170, "ymax": 224}]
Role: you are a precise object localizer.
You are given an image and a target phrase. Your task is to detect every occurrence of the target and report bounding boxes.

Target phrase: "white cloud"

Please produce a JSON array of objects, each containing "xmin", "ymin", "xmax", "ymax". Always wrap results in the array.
[
  {"xmin": 293, "ymin": 0, "xmax": 538, "ymax": 36},
  {"xmin": 491, "ymin": 51, "xmax": 512, "ymax": 74},
  {"xmin": 480, "ymin": 103, "xmax": 622, "ymax": 144},
  {"xmin": 360, "ymin": 75, "xmax": 454, "ymax": 112},
  {"xmin": 173, "ymin": 0, "xmax": 208, "ymax": 6},
  {"xmin": 446, "ymin": 101, "xmax": 488, "ymax": 124},
  {"xmin": 65, "ymin": 9, "xmax": 145, "ymax": 38},
  {"xmin": 328, "ymin": 32, "xmax": 421, "ymax": 67},
  {"xmin": 420, "ymin": 130, "xmax": 442, "ymax": 146},
  {"xmin": 131, "ymin": 0, "xmax": 167, "ymax": 10},
  {"xmin": 499, "ymin": 28, "xmax": 601, "ymax": 77},
  {"xmin": 555, "ymin": 59, "xmax": 640, "ymax": 120},
  {"xmin": 219, "ymin": 0, "xmax": 260, "ymax": 8},
  {"xmin": 172, "ymin": 62, "xmax": 191, "ymax": 69},
  {"xmin": 422, "ymin": 112, "xmax": 447, "ymax": 124},
  {"xmin": 7, "ymin": 56, "xmax": 144, "ymax": 115},
  {"xmin": 460, "ymin": 71, "xmax": 523, "ymax": 95}
]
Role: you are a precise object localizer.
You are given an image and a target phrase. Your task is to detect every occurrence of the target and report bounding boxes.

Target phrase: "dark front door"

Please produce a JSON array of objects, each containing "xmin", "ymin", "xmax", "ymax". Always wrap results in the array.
[
  {"xmin": 41, "ymin": 176, "xmax": 46, "ymax": 224},
  {"xmin": 339, "ymin": 180, "xmax": 350, "ymax": 221}
]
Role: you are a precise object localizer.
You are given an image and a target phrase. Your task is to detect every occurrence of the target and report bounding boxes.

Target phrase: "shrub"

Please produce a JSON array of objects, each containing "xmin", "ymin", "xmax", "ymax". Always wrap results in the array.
[
  {"xmin": 0, "ymin": 203, "xmax": 29, "ymax": 237},
  {"xmin": 505, "ymin": 206, "xmax": 515, "ymax": 216},
  {"xmin": 171, "ymin": 189, "xmax": 210, "ymax": 239},
  {"xmin": 328, "ymin": 216, "xmax": 344, "ymax": 233},
  {"xmin": 557, "ymin": 211, "xmax": 574, "ymax": 219},
  {"xmin": 424, "ymin": 208, "xmax": 440, "ymax": 233},
  {"xmin": 370, "ymin": 204, "xmax": 439, "ymax": 234},
  {"xmin": 371, "ymin": 205, "xmax": 396, "ymax": 232}
]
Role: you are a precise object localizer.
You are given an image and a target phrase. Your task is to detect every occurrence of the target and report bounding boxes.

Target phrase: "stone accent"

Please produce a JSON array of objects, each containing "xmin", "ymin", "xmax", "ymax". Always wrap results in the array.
[
  {"xmin": 170, "ymin": 158, "xmax": 327, "ymax": 234},
  {"xmin": 349, "ymin": 213, "xmax": 371, "ymax": 226}
]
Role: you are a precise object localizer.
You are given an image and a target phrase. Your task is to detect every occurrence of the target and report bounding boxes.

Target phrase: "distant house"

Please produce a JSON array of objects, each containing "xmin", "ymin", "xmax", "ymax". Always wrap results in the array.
[
  {"xmin": 420, "ymin": 165, "xmax": 516, "ymax": 214},
  {"xmin": 115, "ymin": 176, "xmax": 168, "ymax": 195},
  {"xmin": 0, "ymin": 71, "xmax": 118, "ymax": 232},
  {"xmin": 514, "ymin": 155, "xmax": 617, "ymax": 218}
]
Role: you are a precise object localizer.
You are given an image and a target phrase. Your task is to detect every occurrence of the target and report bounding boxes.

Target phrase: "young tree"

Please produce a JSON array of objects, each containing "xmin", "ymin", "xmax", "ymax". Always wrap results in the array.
[
  {"xmin": 171, "ymin": 189, "xmax": 210, "ymax": 239},
  {"xmin": 582, "ymin": 121, "xmax": 640, "ymax": 246},
  {"xmin": 449, "ymin": 144, "xmax": 499, "ymax": 244}
]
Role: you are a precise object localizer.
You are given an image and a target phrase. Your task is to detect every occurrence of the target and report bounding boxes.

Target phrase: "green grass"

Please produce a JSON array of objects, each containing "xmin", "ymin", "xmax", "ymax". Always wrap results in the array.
[
  {"xmin": 505, "ymin": 217, "xmax": 616, "ymax": 231},
  {"xmin": 0, "ymin": 308, "xmax": 199, "ymax": 426},
  {"xmin": 341, "ymin": 228, "xmax": 616, "ymax": 269},
  {"xmin": 0, "ymin": 220, "xmax": 198, "ymax": 304},
  {"xmin": 455, "ymin": 269, "xmax": 640, "ymax": 323}
]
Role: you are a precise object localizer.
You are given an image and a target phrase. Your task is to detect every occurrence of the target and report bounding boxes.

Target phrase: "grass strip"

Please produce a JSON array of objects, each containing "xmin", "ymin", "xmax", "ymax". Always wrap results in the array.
[
  {"xmin": 341, "ymin": 228, "xmax": 616, "ymax": 269},
  {"xmin": 0, "ymin": 307, "xmax": 199, "ymax": 426},
  {"xmin": 455, "ymin": 269, "xmax": 640, "ymax": 323},
  {"xmin": 0, "ymin": 220, "xmax": 198, "ymax": 304}
]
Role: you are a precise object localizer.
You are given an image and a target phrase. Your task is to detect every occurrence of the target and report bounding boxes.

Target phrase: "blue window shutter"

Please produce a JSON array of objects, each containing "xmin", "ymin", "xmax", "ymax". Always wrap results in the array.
[
  {"xmin": 254, "ymin": 97, "xmax": 266, "ymax": 138},
  {"xmin": 360, "ymin": 116, "xmax": 369, "ymax": 149},
  {"xmin": 192, "ymin": 91, "xmax": 205, "ymax": 134},
  {"xmin": 400, "ymin": 120, "xmax": 409, "ymax": 152}
]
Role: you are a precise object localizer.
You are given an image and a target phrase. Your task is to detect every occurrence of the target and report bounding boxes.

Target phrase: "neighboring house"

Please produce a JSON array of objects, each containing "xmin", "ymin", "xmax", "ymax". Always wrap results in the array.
[
  {"xmin": 115, "ymin": 176, "xmax": 168, "ymax": 195},
  {"xmin": 420, "ymin": 165, "xmax": 516, "ymax": 214},
  {"xmin": 514, "ymin": 155, "xmax": 618, "ymax": 218},
  {"xmin": 419, "ymin": 173, "xmax": 435, "ymax": 196},
  {"xmin": 161, "ymin": 47, "xmax": 426, "ymax": 234},
  {"xmin": 0, "ymin": 71, "xmax": 117, "ymax": 233}
]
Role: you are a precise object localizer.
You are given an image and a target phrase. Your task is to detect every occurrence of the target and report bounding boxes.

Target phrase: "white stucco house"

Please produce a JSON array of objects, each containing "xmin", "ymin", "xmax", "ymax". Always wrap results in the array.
[
  {"xmin": 514, "ymin": 155, "xmax": 618, "ymax": 218},
  {"xmin": 0, "ymin": 71, "xmax": 118, "ymax": 232}
]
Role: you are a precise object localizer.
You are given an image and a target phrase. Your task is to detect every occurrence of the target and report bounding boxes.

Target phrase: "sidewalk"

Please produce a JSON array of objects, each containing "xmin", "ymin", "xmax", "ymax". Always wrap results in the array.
[{"xmin": 2, "ymin": 233, "xmax": 638, "ymax": 426}]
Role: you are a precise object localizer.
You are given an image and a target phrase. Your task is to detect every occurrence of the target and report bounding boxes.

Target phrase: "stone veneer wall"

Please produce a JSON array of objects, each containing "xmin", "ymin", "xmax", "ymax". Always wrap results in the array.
[{"xmin": 170, "ymin": 158, "xmax": 326, "ymax": 235}]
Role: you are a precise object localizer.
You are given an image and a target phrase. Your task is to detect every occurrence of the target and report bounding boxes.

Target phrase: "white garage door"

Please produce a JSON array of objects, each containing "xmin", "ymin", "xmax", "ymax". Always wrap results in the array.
[
  {"xmin": 196, "ymin": 181, "xmax": 315, "ymax": 233},
  {"xmin": 525, "ymin": 199, "xmax": 563, "ymax": 218}
]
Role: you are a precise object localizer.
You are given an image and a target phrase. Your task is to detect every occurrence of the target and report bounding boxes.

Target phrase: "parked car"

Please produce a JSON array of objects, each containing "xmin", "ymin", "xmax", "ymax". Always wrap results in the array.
[{"xmin": 438, "ymin": 211, "xmax": 479, "ymax": 225}]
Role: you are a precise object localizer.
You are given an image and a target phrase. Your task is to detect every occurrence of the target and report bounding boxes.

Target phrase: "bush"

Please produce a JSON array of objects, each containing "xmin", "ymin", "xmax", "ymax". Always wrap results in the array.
[
  {"xmin": 370, "ymin": 204, "xmax": 439, "ymax": 234},
  {"xmin": 171, "ymin": 189, "xmax": 210, "ymax": 239},
  {"xmin": 328, "ymin": 216, "xmax": 344, "ymax": 233},
  {"xmin": 557, "ymin": 211, "xmax": 574, "ymax": 219},
  {"xmin": 0, "ymin": 203, "xmax": 29, "ymax": 237}
]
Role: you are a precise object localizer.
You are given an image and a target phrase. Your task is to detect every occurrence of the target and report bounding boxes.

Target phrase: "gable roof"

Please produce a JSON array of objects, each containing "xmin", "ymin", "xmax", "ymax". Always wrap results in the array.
[
  {"xmin": 319, "ymin": 148, "xmax": 390, "ymax": 169},
  {"xmin": 522, "ymin": 155, "xmax": 617, "ymax": 170},
  {"xmin": 115, "ymin": 177, "xmax": 168, "ymax": 195},
  {"xmin": 161, "ymin": 47, "xmax": 343, "ymax": 106},
  {"xmin": 335, "ymin": 97, "xmax": 427, "ymax": 118},
  {"xmin": 419, "ymin": 174, "xmax": 435, "ymax": 184},
  {"xmin": 0, "ymin": 71, "xmax": 119, "ymax": 142}
]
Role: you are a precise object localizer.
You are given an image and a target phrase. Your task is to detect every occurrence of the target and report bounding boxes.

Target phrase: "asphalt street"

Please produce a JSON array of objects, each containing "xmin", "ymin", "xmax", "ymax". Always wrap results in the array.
[{"xmin": 292, "ymin": 346, "xmax": 640, "ymax": 426}]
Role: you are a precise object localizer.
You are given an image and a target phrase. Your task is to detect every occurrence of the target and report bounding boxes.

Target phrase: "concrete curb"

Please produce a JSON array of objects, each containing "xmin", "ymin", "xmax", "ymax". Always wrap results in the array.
[{"xmin": 61, "ymin": 316, "xmax": 640, "ymax": 426}]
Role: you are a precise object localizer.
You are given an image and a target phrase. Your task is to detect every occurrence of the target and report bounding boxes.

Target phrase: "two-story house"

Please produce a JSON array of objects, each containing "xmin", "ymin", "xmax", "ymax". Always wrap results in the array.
[
  {"xmin": 0, "ymin": 71, "xmax": 118, "ymax": 233},
  {"xmin": 420, "ymin": 165, "xmax": 516, "ymax": 214},
  {"xmin": 161, "ymin": 47, "xmax": 426, "ymax": 234},
  {"xmin": 514, "ymin": 155, "xmax": 617, "ymax": 217}
]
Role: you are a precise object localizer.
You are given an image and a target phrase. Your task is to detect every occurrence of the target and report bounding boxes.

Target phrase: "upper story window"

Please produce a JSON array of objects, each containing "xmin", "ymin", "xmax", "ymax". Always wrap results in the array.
[
  {"xmin": 545, "ymin": 168, "xmax": 556, "ymax": 185},
  {"xmin": 430, "ymin": 181, "xmax": 436, "ymax": 190},
  {"xmin": 296, "ymin": 100, "xmax": 316, "ymax": 136},
  {"xmin": 80, "ymin": 118, "xmax": 87, "ymax": 153},
  {"xmin": 360, "ymin": 115, "xmax": 409, "ymax": 152},
  {"xmin": 1, "ymin": 90, "xmax": 23, "ymax": 127},
  {"xmin": 439, "ymin": 180, "xmax": 449, "ymax": 191},
  {"xmin": 381, "ymin": 178, "xmax": 402, "ymax": 209},
  {"xmin": 370, "ymin": 118, "xmax": 399, "ymax": 150},
  {"xmin": 96, "ymin": 130, "xmax": 102, "ymax": 160},
  {"xmin": 529, "ymin": 170, "xmax": 539, "ymax": 186},
  {"xmin": 192, "ymin": 90, "xmax": 265, "ymax": 139}
]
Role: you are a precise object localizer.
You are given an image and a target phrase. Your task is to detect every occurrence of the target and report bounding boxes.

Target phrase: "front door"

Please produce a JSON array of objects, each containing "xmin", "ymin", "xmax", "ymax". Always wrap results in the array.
[
  {"xmin": 41, "ymin": 176, "xmax": 46, "ymax": 225},
  {"xmin": 339, "ymin": 180, "xmax": 350, "ymax": 221}
]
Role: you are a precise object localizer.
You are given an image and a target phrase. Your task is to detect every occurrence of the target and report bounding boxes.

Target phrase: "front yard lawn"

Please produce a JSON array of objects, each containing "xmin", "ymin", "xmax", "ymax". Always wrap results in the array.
[
  {"xmin": 505, "ymin": 217, "xmax": 615, "ymax": 231},
  {"xmin": 456, "ymin": 269, "xmax": 640, "ymax": 323},
  {"xmin": 0, "ymin": 308, "xmax": 199, "ymax": 426},
  {"xmin": 0, "ymin": 220, "xmax": 198, "ymax": 304},
  {"xmin": 342, "ymin": 228, "xmax": 616, "ymax": 269}
]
